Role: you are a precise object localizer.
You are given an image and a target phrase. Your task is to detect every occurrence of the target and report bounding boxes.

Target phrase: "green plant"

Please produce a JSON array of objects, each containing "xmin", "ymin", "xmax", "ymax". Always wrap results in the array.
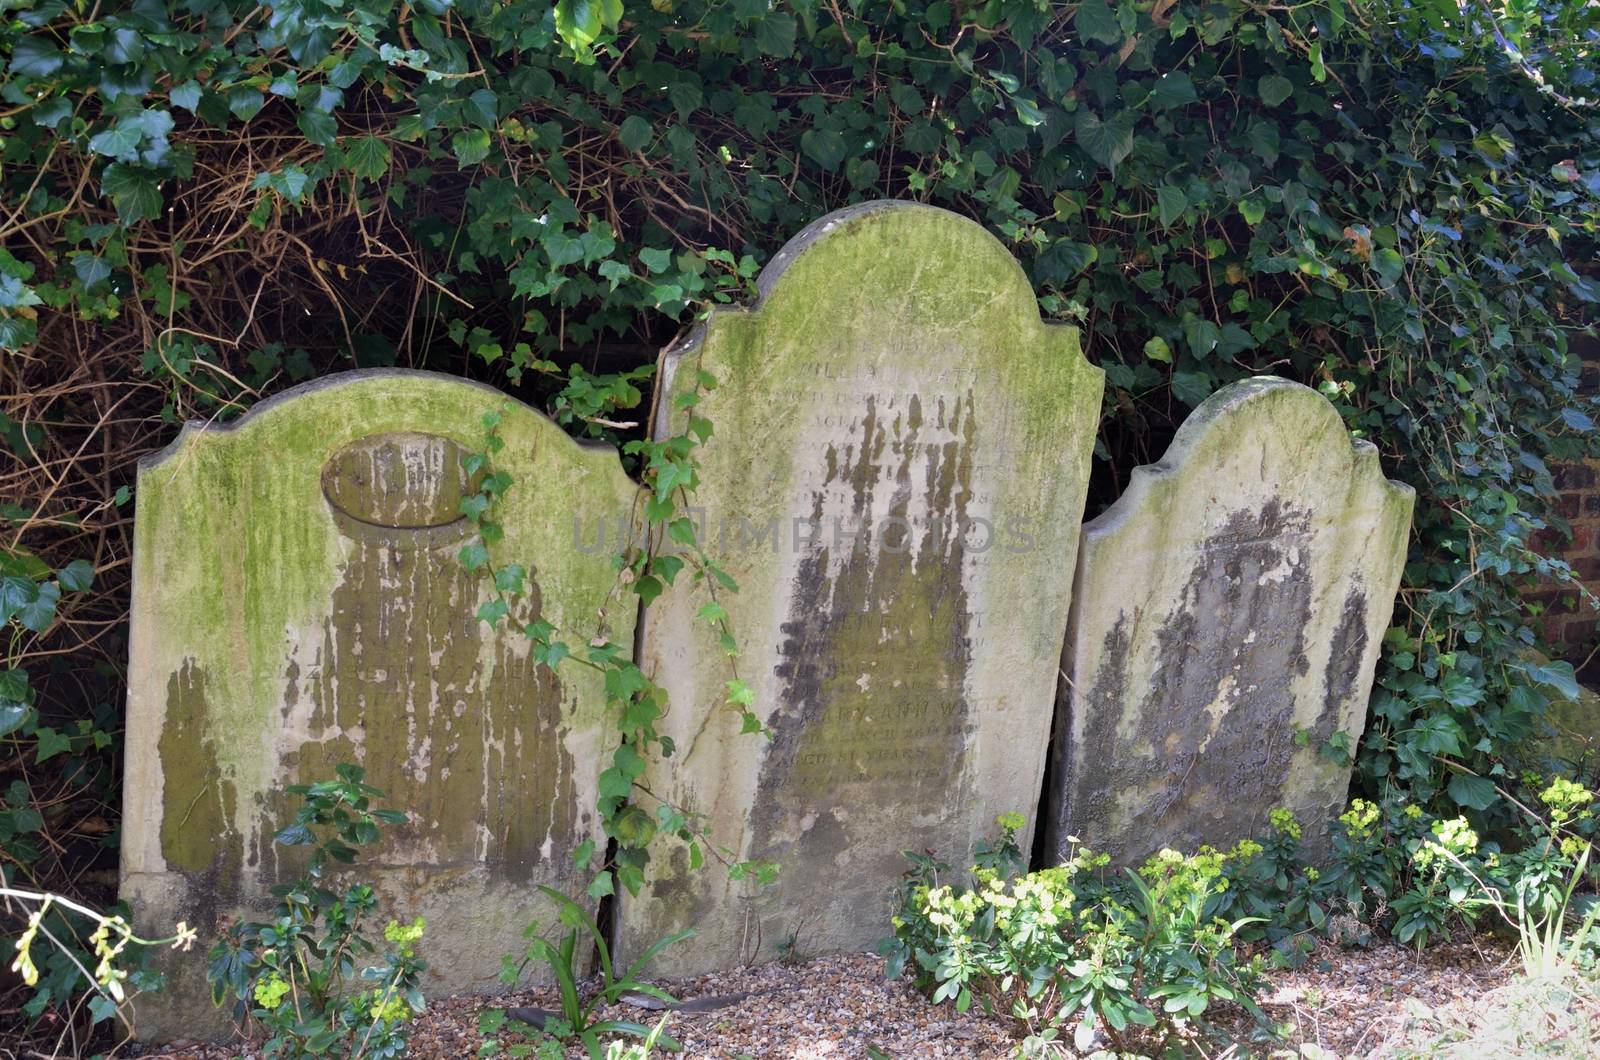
[
  {"xmin": 1212, "ymin": 810, "xmax": 1326, "ymax": 959},
  {"xmin": 1509, "ymin": 846, "xmax": 1600, "ymax": 981},
  {"xmin": 2, "ymin": 541, "xmax": 138, "ymax": 1041},
  {"xmin": 490, "ymin": 885, "xmax": 687, "ymax": 1058},
  {"xmin": 460, "ymin": 378, "xmax": 775, "ymax": 901},
  {"xmin": 1495, "ymin": 776, "xmax": 1600, "ymax": 924},
  {"xmin": 604, "ymin": 1015, "xmax": 671, "ymax": 1060},
  {"xmin": 206, "ymin": 764, "xmax": 426, "ymax": 1060},
  {"xmin": 887, "ymin": 817, "xmax": 1269, "ymax": 1054},
  {"xmin": 5, "ymin": 884, "xmax": 193, "ymax": 1037}
]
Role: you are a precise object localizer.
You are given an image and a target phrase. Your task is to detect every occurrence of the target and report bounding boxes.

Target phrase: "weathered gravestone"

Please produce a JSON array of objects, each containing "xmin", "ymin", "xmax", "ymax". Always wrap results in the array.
[
  {"xmin": 617, "ymin": 201, "xmax": 1104, "ymax": 974},
  {"xmin": 1044, "ymin": 377, "xmax": 1414, "ymax": 866},
  {"xmin": 121, "ymin": 370, "xmax": 639, "ymax": 1036}
]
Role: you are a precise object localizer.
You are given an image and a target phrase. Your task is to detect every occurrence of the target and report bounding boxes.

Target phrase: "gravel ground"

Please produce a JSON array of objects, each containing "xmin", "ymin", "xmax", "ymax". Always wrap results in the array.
[
  {"xmin": 139, "ymin": 938, "xmax": 1519, "ymax": 1059},
  {"xmin": 1223, "ymin": 936, "xmax": 1518, "ymax": 1057}
]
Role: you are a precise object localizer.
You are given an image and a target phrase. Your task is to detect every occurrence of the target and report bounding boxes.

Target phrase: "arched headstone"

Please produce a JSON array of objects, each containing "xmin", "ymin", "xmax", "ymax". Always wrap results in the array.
[
  {"xmin": 121, "ymin": 370, "xmax": 639, "ymax": 1035},
  {"xmin": 619, "ymin": 202, "xmax": 1104, "ymax": 973},
  {"xmin": 1044, "ymin": 377, "xmax": 1414, "ymax": 866}
]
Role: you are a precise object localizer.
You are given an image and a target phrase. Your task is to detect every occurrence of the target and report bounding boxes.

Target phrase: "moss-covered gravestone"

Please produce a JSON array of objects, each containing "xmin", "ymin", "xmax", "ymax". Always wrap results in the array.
[
  {"xmin": 1044, "ymin": 377, "xmax": 1414, "ymax": 866},
  {"xmin": 121, "ymin": 371, "xmax": 638, "ymax": 1035},
  {"xmin": 618, "ymin": 202, "xmax": 1104, "ymax": 973}
]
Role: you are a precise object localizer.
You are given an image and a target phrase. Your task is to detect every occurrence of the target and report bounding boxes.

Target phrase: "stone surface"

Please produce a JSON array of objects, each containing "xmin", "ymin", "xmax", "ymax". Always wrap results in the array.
[
  {"xmin": 1044, "ymin": 377, "xmax": 1414, "ymax": 866},
  {"xmin": 618, "ymin": 201, "xmax": 1104, "ymax": 974},
  {"xmin": 121, "ymin": 370, "xmax": 639, "ymax": 1037},
  {"xmin": 1515, "ymin": 653, "xmax": 1600, "ymax": 785}
]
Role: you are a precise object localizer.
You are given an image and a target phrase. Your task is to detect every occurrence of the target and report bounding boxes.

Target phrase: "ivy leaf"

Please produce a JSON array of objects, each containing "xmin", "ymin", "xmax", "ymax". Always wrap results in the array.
[
  {"xmin": 101, "ymin": 163, "xmax": 163, "ymax": 224},
  {"xmin": 1073, "ymin": 108, "xmax": 1134, "ymax": 174},
  {"xmin": 1143, "ymin": 336, "xmax": 1172, "ymax": 363},
  {"xmin": 1156, "ymin": 185, "xmax": 1187, "ymax": 226},
  {"xmin": 1149, "ymin": 72, "xmax": 1197, "ymax": 110},
  {"xmin": 9, "ymin": 37, "xmax": 63, "ymax": 78},
  {"xmin": 1371, "ymin": 248, "xmax": 1404, "ymax": 286},
  {"xmin": 56, "ymin": 559, "xmax": 94, "ymax": 592},
  {"xmin": 1238, "ymin": 197, "xmax": 1266, "ymax": 225},
  {"xmin": 170, "ymin": 81, "xmax": 203, "ymax": 113},
  {"xmin": 1446, "ymin": 773, "xmax": 1498, "ymax": 811},
  {"xmin": 1171, "ymin": 370, "xmax": 1213, "ymax": 407},
  {"xmin": 1075, "ymin": 0, "xmax": 1123, "ymax": 45},
  {"xmin": 452, "ymin": 129, "xmax": 492, "ymax": 167},
  {"xmin": 298, "ymin": 109, "xmax": 338, "ymax": 147},
  {"xmin": 890, "ymin": 83, "xmax": 925, "ymax": 114},
  {"xmin": 35, "ymin": 727, "xmax": 72, "ymax": 763},
  {"xmin": 493, "ymin": 563, "xmax": 526, "ymax": 594},
  {"xmin": 88, "ymin": 123, "xmax": 144, "ymax": 162},
  {"xmin": 555, "ymin": 0, "xmax": 620, "ymax": 54},
  {"xmin": 0, "ymin": 669, "xmax": 33, "ymax": 737},
  {"xmin": 1518, "ymin": 658, "xmax": 1581, "ymax": 699},
  {"xmin": 228, "ymin": 88, "xmax": 266, "ymax": 122},
  {"xmin": 1562, "ymin": 408, "xmax": 1596, "ymax": 433},
  {"xmin": 72, "ymin": 256, "xmax": 112, "ymax": 290},
  {"xmin": 1182, "ymin": 315, "xmax": 1222, "ymax": 357},
  {"xmin": 31, "ymin": 97, "xmax": 71, "ymax": 129},
  {"xmin": 755, "ymin": 12, "xmax": 797, "ymax": 56},
  {"xmin": 344, "ymin": 136, "xmax": 392, "ymax": 180},
  {"xmin": 1258, "ymin": 74, "xmax": 1294, "ymax": 107},
  {"xmin": 618, "ymin": 115, "xmax": 653, "ymax": 152},
  {"xmin": 15, "ymin": 580, "xmax": 59, "ymax": 633},
  {"xmin": 800, "ymin": 128, "xmax": 847, "ymax": 171},
  {"xmin": 465, "ymin": 88, "xmax": 499, "ymax": 128},
  {"xmin": 1012, "ymin": 96, "xmax": 1045, "ymax": 127},
  {"xmin": 86, "ymin": 994, "xmax": 118, "ymax": 1026}
]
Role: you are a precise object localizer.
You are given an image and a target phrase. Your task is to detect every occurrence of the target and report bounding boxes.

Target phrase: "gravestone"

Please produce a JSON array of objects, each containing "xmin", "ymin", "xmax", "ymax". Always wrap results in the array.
[
  {"xmin": 618, "ymin": 201, "xmax": 1104, "ymax": 973},
  {"xmin": 1044, "ymin": 377, "xmax": 1414, "ymax": 866},
  {"xmin": 121, "ymin": 370, "xmax": 639, "ymax": 1036}
]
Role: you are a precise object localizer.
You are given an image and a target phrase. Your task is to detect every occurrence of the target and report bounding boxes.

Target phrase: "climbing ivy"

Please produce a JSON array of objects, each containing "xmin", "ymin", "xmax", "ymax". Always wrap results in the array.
[{"xmin": 459, "ymin": 370, "xmax": 776, "ymax": 900}]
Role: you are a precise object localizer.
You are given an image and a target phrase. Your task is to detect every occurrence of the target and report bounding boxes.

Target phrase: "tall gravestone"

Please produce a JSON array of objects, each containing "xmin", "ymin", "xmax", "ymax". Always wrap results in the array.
[
  {"xmin": 618, "ymin": 202, "xmax": 1104, "ymax": 973},
  {"xmin": 1044, "ymin": 377, "xmax": 1414, "ymax": 866},
  {"xmin": 121, "ymin": 371, "xmax": 639, "ymax": 1036}
]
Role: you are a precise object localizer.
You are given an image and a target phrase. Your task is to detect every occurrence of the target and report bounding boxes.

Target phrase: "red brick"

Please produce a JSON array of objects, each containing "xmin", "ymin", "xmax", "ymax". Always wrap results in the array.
[
  {"xmin": 1560, "ymin": 493, "xmax": 1584, "ymax": 519},
  {"xmin": 1572, "ymin": 556, "xmax": 1600, "ymax": 583},
  {"xmin": 1557, "ymin": 465, "xmax": 1597, "ymax": 490},
  {"xmin": 1564, "ymin": 618, "xmax": 1597, "ymax": 645}
]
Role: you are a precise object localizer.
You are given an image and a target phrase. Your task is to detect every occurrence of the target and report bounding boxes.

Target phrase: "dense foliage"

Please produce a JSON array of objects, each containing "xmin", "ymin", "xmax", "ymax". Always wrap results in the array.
[
  {"xmin": 1, "ymin": 0, "xmax": 1598, "ymax": 1044},
  {"xmin": 207, "ymin": 765, "xmax": 426, "ymax": 1059}
]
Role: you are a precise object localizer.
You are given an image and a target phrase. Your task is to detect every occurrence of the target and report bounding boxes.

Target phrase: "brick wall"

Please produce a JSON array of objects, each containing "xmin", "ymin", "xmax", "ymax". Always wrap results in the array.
[{"xmin": 1529, "ymin": 329, "xmax": 1600, "ymax": 672}]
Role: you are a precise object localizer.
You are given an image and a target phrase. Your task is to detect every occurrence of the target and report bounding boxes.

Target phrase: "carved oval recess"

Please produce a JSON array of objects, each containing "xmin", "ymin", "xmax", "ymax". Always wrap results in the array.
[{"xmin": 321, "ymin": 432, "xmax": 478, "ymax": 544}]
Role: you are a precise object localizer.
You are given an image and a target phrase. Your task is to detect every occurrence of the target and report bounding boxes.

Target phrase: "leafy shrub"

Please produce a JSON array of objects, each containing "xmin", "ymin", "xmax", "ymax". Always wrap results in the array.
[
  {"xmin": 896, "ymin": 796, "xmax": 1600, "ymax": 1053},
  {"xmin": 206, "ymin": 765, "xmax": 426, "ymax": 1059},
  {"xmin": 481, "ymin": 885, "xmax": 688, "ymax": 1059},
  {"xmin": 884, "ymin": 817, "xmax": 1269, "ymax": 1054},
  {"xmin": 1319, "ymin": 781, "xmax": 1599, "ymax": 950}
]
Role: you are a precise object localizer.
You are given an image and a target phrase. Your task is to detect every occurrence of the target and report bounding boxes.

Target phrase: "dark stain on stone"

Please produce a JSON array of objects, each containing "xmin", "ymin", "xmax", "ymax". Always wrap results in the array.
[
  {"xmin": 1322, "ymin": 586, "xmax": 1370, "ymax": 711},
  {"xmin": 1050, "ymin": 613, "xmax": 1132, "ymax": 858},
  {"xmin": 158, "ymin": 659, "xmax": 242, "ymax": 921},
  {"xmin": 748, "ymin": 389, "xmax": 978, "ymax": 943},
  {"xmin": 1070, "ymin": 499, "xmax": 1316, "ymax": 864},
  {"xmin": 241, "ymin": 432, "xmax": 580, "ymax": 887}
]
